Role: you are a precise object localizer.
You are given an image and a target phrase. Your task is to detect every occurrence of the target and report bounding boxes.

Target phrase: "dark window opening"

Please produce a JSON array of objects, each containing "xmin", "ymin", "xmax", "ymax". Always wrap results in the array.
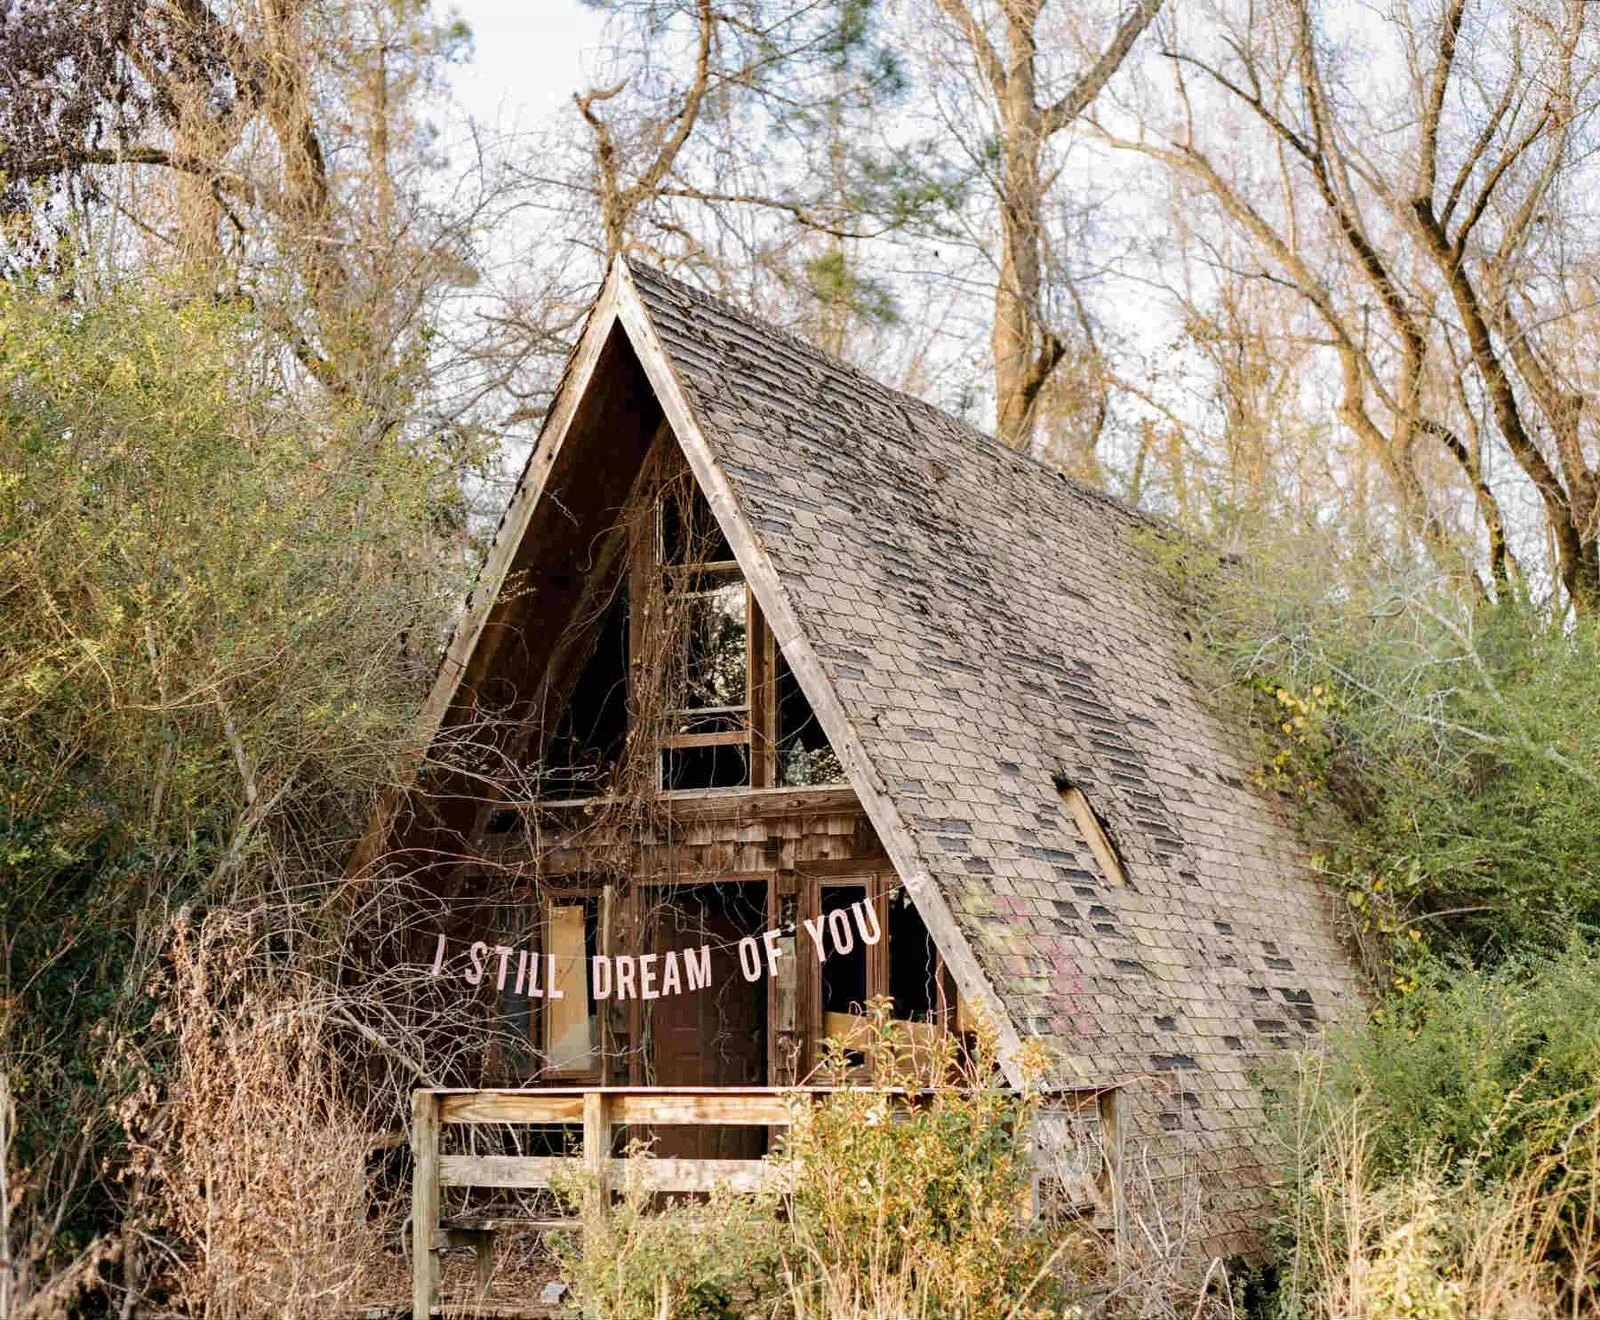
[
  {"xmin": 820, "ymin": 885, "xmax": 868, "ymax": 1015},
  {"xmin": 495, "ymin": 899, "xmax": 533, "ymax": 1075},
  {"xmin": 888, "ymin": 889, "xmax": 939, "ymax": 1023},
  {"xmin": 776, "ymin": 650, "xmax": 845, "ymax": 786},
  {"xmin": 539, "ymin": 584, "xmax": 629, "ymax": 798},
  {"xmin": 659, "ymin": 482, "xmax": 733, "ymax": 566},
  {"xmin": 661, "ymin": 741, "xmax": 751, "ymax": 791}
]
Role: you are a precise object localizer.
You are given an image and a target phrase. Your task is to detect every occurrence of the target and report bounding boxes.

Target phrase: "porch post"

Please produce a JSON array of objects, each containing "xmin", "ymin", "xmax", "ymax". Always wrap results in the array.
[
  {"xmin": 1097, "ymin": 1088, "xmax": 1124, "ymax": 1254},
  {"xmin": 583, "ymin": 1089, "xmax": 611, "ymax": 1227},
  {"xmin": 411, "ymin": 1088, "xmax": 441, "ymax": 1319}
]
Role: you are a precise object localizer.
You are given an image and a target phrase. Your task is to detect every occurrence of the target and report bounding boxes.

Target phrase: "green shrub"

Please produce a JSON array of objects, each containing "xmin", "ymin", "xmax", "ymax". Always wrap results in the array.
[
  {"xmin": 552, "ymin": 1165, "xmax": 784, "ymax": 1320},
  {"xmin": 1288, "ymin": 943, "xmax": 1600, "ymax": 1182},
  {"xmin": 0, "ymin": 282, "xmax": 470, "ymax": 1298},
  {"xmin": 1267, "ymin": 948, "xmax": 1600, "ymax": 1317},
  {"xmin": 780, "ymin": 1002, "xmax": 1078, "ymax": 1320},
  {"xmin": 1173, "ymin": 533, "xmax": 1600, "ymax": 967}
]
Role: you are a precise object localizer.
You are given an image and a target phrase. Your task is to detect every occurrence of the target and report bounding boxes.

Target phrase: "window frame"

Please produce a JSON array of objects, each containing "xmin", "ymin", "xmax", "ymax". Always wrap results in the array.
[{"xmin": 639, "ymin": 470, "xmax": 780, "ymax": 793}]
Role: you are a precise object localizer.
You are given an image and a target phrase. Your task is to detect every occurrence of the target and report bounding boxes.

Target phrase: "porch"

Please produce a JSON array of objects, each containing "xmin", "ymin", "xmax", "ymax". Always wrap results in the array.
[{"xmin": 410, "ymin": 1083, "xmax": 1125, "ymax": 1317}]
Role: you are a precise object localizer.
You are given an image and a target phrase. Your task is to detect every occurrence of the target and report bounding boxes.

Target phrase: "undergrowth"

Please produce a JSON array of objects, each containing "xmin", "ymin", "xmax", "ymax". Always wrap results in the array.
[
  {"xmin": 1172, "ymin": 533, "xmax": 1600, "ymax": 1316},
  {"xmin": 552, "ymin": 1004, "xmax": 1122, "ymax": 1320}
]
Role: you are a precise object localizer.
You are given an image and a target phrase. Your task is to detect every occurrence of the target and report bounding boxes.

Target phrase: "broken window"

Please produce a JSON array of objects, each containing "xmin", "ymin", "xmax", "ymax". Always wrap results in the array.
[
  {"xmin": 775, "ymin": 650, "xmax": 845, "ymax": 786},
  {"xmin": 888, "ymin": 888, "xmax": 940, "ymax": 1024},
  {"xmin": 675, "ymin": 578, "xmax": 749, "ymax": 713},
  {"xmin": 658, "ymin": 482, "xmax": 733, "ymax": 566},
  {"xmin": 538, "ymin": 584, "xmax": 629, "ymax": 799},
  {"xmin": 658, "ymin": 482, "xmax": 752, "ymax": 790}
]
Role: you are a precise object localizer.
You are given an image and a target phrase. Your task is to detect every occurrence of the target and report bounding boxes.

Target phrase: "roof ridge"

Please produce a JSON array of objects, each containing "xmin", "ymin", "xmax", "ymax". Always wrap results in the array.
[{"xmin": 619, "ymin": 257, "xmax": 1167, "ymax": 534}]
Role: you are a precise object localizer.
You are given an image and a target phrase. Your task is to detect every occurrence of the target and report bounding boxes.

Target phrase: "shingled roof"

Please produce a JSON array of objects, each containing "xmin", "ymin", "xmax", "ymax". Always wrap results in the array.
[{"xmin": 402, "ymin": 257, "xmax": 1361, "ymax": 1245}]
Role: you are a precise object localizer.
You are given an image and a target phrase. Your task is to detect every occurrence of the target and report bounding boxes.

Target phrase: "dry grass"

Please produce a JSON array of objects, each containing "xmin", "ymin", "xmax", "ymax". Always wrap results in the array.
[
  {"xmin": 1277, "ymin": 1053, "xmax": 1600, "ymax": 1319},
  {"xmin": 132, "ymin": 910, "xmax": 391, "ymax": 1318}
]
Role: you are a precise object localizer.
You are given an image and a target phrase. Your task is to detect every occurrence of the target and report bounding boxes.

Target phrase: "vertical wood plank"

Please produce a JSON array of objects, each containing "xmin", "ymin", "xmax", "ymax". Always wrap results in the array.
[
  {"xmin": 748, "ymin": 599, "xmax": 777, "ymax": 788},
  {"xmin": 411, "ymin": 1089, "xmax": 441, "ymax": 1320},
  {"xmin": 1098, "ymin": 1088, "xmax": 1124, "ymax": 1253},
  {"xmin": 869, "ymin": 873, "xmax": 891, "ymax": 1005},
  {"xmin": 583, "ymin": 1090, "xmax": 611, "ymax": 1236},
  {"xmin": 600, "ymin": 882, "xmax": 616, "ymax": 1084}
]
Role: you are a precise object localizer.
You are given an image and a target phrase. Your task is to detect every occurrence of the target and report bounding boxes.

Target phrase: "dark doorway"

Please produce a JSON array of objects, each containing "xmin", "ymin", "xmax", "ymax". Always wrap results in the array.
[{"xmin": 645, "ymin": 881, "xmax": 769, "ymax": 1158}]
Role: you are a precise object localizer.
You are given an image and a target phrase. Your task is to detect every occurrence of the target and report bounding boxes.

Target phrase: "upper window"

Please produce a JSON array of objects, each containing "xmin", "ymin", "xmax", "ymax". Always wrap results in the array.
[{"xmin": 659, "ymin": 486, "xmax": 752, "ymax": 790}]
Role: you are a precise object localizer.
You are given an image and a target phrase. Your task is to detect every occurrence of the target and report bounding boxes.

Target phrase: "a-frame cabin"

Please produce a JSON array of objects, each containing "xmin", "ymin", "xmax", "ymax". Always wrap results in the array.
[{"xmin": 357, "ymin": 257, "xmax": 1360, "ymax": 1248}]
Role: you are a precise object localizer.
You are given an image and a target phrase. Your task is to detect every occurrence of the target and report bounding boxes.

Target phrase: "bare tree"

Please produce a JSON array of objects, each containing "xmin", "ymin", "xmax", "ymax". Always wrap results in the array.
[
  {"xmin": 1103, "ymin": 0, "xmax": 1600, "ymax": 609},
  {"xmin": 930, "ymin": 0, "xmax": 1162, "ymax": 450}
]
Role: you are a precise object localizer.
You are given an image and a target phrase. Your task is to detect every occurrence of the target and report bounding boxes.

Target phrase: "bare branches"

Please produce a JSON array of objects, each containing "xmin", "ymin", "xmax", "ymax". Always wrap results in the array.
[
  {"xmin": 1111, "ymin": 0, "xmax": 1600, "ymax": 607},
  {"xmin": 576, "ymin": 0, "xmax": 715, "ymax": 259},
  {"xmin": 935, "ymin": 0, "xmax": 1162, "ymax": 449},
  {"xmin": 1041, "ymin": 0, "xmax": 1166, "ymax": 138}
]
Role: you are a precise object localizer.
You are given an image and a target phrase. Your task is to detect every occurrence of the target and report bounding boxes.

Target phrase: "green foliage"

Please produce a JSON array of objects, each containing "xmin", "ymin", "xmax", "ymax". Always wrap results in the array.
[
  {"xmin": 552, "ymin": 1170, "xmax": 784, "ymax": 1320},
  {"xmin": 1293, "ymin": 943, "xmax": 1600, "ymax": 1183},
  {"xmin": 1266, "ymin": 950, "xmax": 1600, "ymax": 1317},
  {"xmin": 804, "ymin": 250, "xmax": 899, "ymax": 329},
  {"xmin": 0, "ymin": 282, "xmax": 465, "ymax": 1276},
  {"xmin": 1178, "ymin": 534, "xmax": 1600, "ymax": 1312},
  {"xmin": 1176, "ymin": 534, "xmax": 1600, "ymax": 966}
]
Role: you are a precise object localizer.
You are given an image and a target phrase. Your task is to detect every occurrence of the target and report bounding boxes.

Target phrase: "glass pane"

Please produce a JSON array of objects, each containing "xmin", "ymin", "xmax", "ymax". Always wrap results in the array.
[{"xmin": 677, "ymin": 582, "xmax": 748, "ymax": 711}]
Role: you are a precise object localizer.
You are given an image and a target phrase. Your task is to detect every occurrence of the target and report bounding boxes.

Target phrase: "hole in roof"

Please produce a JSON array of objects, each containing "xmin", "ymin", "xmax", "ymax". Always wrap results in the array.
[{"xmin": 1052, "ymin": 776, "xmax": 1127, "ymax": 887}]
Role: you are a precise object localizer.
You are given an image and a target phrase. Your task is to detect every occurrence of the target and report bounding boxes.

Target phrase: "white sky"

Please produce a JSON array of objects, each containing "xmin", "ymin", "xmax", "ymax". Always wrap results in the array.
[{"xmin": 447, "ymin": 0, "xmax": 607, "ymax": 135}]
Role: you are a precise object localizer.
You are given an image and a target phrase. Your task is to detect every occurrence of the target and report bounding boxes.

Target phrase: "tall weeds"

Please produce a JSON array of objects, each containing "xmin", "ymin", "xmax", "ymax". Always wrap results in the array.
[
  {"xmin": 130, "ymin": 911, "xmax": 385, "ymax": 1317},
  {"xmin": 1276, "ymin": 1047, "xmax": 1600, "ymax": 1318}
]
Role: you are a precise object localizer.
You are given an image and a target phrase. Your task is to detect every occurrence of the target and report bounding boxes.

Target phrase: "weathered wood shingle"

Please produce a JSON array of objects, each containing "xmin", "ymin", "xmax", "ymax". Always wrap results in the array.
[{"xmin": 625, "ymin": 262, "xmax": 1361, "ymax": 1245}]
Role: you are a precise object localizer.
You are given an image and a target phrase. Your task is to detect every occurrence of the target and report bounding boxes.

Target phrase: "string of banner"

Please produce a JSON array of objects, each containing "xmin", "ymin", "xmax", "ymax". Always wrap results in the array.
[{"xmin": 428, "ymin": 876, "xmax": 910, "ymax": 1005}]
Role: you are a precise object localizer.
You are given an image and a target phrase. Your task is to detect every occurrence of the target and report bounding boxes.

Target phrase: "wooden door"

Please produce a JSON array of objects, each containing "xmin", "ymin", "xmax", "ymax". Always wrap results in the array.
[{"xmin": 647, "ymin": 881, "xmax": 768, "ymax": 1158}]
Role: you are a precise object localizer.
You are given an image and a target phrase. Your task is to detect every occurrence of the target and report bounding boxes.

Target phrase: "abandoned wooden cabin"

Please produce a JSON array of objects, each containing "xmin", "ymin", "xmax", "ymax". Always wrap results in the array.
[{"xmin": 356, "ymin": 256, "xmax": 1360, "ymax": 1254}]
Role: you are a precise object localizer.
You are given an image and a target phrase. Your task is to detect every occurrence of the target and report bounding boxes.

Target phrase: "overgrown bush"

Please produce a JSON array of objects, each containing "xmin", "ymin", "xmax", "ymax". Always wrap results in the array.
[
  {"xmin": 555, "ymin": 1004, "xmax": 1107, "ymax": 1320},
  {"xmin": 131, "ymin": 911, "xmax": 385, "ymax": 1318},
  {"xmin": 0, "ymin": 283, "xmax": 473, "ymax": 1312},
  {"xmin": 1270, "ymin": 958, "xmax": 1600, "ymax": 1318},
  {"xmin": 1175, "ymin": 534, "xmax": 1600, "ymax": 1314},
  {"xmin": 781, "ymin": 1003, "xmax": 1082, "ymax": 1320},
  {"xmin": 552, "ymin": 1169, "xmax": 784, "ymax": 1320},
  {"xmin": 1178, "ymin": 534, "xmax": 1600, "ymax": 970}
]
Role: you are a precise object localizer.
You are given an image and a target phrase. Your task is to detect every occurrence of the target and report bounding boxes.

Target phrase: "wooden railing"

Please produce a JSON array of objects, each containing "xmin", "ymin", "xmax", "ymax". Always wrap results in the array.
[{"xmin": 411, "ymin": 1084, "xmax": 1121, "ymax": 1318}]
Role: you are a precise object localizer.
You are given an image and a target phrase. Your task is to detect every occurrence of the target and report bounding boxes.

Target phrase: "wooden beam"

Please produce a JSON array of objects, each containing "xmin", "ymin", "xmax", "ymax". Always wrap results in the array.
[
  {"xmin": 583, "ymin": 1089, "xmax": 610, "ymax": 1219},
  {"xmin": 437, "ymin": 1153, "xmax": 790, "ymax": 1195},
  {"xmin": 610, "ymin": 1091, "xmax": 798, "ymax": 1125},
  {"xmin": 1098, "ymin": 1087, "xmax": 1125, "ymax": 1253},
  {"xmin": 439, "ymin": 1091, "xmax": 586, "ymax": 1124},
  {"xmin": 620, "ymin": 1157, "xmax": 786, "ymax": 1194},
  {"xmin": 411, "ymin": 1089, "xmax": 441, "ymax": 1320},
  {"xmin": 439, "ymin": 1154, "xmax": 563, "ymax": 1189}
]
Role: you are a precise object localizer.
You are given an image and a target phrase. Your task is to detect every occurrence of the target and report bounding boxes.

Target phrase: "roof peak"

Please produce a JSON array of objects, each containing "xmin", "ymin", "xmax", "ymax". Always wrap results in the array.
[{"xmin": 617, "ymin": 256, "xmax": 1163, "ymax": 533}]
